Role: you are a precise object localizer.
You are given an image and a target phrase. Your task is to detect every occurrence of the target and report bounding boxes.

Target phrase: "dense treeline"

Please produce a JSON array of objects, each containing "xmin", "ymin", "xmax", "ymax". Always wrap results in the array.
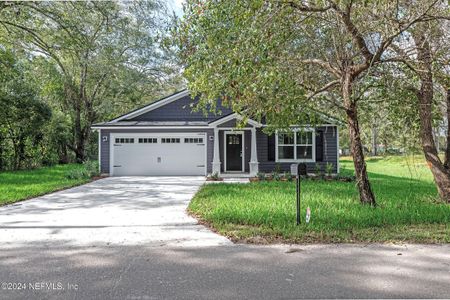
[{"xmin": 0, "ymin": 1, "xmax": 181, "ymax": 170}]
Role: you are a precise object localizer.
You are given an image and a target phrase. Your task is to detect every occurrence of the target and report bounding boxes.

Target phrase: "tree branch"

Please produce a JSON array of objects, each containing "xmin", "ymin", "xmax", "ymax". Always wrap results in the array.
[
  {"xmin": 277, "ymin": 1, "xmax": 331, "ymax": 12},
  {"xmin": 300, "ymin": 59, "xmax": 341, "ymax": 77},
  {"xmin": 0, "ymin": 20, "xmax": 67, "ymax": 75},
  {"xmin": 306, "ymin": 80, "xmax": 340, "ymax": 99},
  {"xmin": 329, "ymin": 1, "xmax": 374, "ymax": 63}
]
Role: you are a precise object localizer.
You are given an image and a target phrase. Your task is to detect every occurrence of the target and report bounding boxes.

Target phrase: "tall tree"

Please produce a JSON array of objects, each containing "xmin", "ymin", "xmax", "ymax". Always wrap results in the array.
[
  {"xmin": 389, "ymin": 12, "xmax": 450, "ymax": 202},
  {"xmin": 0, "ymin": 1, "xmax": 177, "ymax": 162},
  {"xmin": 175, "ymin": 0, "xmax": 440, "ymax": 205},
  {"xmin": 0, "ymin": 49, "xmax": 51, "ymax": 170}
]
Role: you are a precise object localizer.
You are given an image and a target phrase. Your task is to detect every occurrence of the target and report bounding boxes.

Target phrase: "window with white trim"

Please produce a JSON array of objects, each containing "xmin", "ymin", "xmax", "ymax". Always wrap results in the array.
[
  {"xmin": 138, "ymin": 138, "xmax": 157, "ymax": 144},
  {"xmin": 296, "ymin": 131, "xmax": 313, "ymax": 159},
  {"xmin": 277, "ymin": 133, "xmax": 294, "ymax": 159},
  {"xmin": 276, "ymin": 129, "xmax": 315, "ymax": 161},
  {"xmin": 115, "ymin": 138, "xmax": 134, "ymax": 144}
]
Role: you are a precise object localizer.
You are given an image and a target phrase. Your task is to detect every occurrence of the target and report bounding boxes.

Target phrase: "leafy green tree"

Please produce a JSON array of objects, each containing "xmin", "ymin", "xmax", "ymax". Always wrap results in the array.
[
  {"xmin": 388, "ymin": 13, "xmax": 450, "ymax": 202},
  {"xmin": 357, "ymin": 71, "xmax": 422, "ymax": 156},
  {"xmin": 0, "ymin": 49, "xmax": 51, "ymax": 170},
  {"xmin": 0, "ymin": 1, "xmax": 178, "ymax": 162},
  {"xmin": 175, "ymin": 0, "xmax": 441, "ymax": 205}
]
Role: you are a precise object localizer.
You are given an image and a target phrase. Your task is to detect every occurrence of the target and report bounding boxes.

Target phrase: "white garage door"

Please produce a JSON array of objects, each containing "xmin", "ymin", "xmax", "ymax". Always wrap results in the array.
[{"xmin": 111, "ymin": 133, "xmax": 206, "ymax": 176}]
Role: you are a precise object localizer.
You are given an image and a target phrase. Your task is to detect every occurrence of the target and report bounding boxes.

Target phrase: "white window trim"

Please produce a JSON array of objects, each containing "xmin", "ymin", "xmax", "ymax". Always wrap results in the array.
[
  {"xmin": 275, "ymin": 128, "xmax": 316, "ymax": 163},
  {"xmin": 224, "ymin": 131, "xmax": 245, "ymax": 172}
]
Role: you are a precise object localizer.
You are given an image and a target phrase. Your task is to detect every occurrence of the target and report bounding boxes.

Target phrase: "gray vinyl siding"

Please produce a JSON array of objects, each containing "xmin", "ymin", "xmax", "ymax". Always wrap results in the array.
[
  {"xmin": 129, "ymin": 95, "xmax": 233, "ymax": 122},
  {"xmin": 97, "ymin": 91, "xmax": 340, "ymax": 176},
  {"xmin": 256, "ymin": 126, "xmax": 338, "ymax": 173},
  {"xmin": 100, "ymin": 126, "xmax": 338, "ymax": 175},
  {"xmin": 100, "ymin": 128, "xmax": 214, "ymax": 174},
  {"xmin": 100, "ymin": 130, "xmax": 110, "ymax": 174}
]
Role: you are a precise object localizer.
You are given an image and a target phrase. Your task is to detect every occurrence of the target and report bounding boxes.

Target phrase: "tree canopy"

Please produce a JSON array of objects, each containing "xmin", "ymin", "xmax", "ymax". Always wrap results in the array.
[
  {"xmin": 175, "ymin": 0, "xmax": 450, "ymax": 204},
  {"xmin": 0, "ymin": 0, "xmax": 181, "ymax": 167}
]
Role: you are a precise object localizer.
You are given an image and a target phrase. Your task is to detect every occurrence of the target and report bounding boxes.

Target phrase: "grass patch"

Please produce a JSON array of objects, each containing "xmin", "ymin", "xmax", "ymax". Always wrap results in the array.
[
  {"xmin": 0, "ymin": 164, "xmax": 92, "ymax": 206},
  {"xmin": 189, "ymin": 156, "xmax": 450, "ymax": 243}
]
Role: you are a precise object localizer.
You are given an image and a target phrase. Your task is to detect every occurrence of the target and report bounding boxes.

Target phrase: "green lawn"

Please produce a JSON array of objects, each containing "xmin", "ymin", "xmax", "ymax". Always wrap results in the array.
[
  {"xmin": 189, "ymin": 156, "xmax": 450, "ymax": 243},
  {"xmin": 0, "ymin": 164, "xmax": 91, "ymax": 206}
]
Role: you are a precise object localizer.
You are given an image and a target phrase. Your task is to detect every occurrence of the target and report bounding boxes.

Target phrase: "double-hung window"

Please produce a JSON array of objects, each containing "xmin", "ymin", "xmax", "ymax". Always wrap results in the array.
[
  {"xmin": 277, "ymin": 133, "xmax": 295, "ymax": 160},
  {"xmin": 276, "ymin": 129, "xmax": 315, "ymax": 162}
]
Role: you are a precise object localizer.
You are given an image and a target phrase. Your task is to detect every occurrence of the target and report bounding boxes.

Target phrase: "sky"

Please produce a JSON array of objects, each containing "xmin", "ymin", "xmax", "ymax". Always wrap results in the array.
[{"xmin": 168, "ymin": 0, "xmax": 184, "ymax": 17}]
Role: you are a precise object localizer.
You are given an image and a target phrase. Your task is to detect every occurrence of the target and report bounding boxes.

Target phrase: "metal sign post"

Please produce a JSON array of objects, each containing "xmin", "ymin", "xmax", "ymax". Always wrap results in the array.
[
  {"xmin": 291, "ymin": 163, "xmax": 307, "ymax": 225},
  {"xmin": 296, "ymin": 171, "xmax": 301, "ymax": 225}
]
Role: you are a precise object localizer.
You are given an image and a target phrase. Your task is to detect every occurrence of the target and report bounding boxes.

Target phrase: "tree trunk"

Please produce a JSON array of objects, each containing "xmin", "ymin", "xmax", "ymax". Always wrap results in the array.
[
  {"xmin": 17, "ymin": 139, "xmax": 25, "ymax": 169},
  {"xmin": 434, "ymin": 128, "xmax": 440, "ymax": 153},
  {"xmin": 65, "ymin": 81, "xmax": 86, "ymax": 163},
  {"xmin": 415, "ymin": 32, "xmax": 450, "ymax": 202},
  {"xmin": 11, "ymin": 138, "xmax": 19, "ymax": 170},
  {"xmin": 372, "ymin": 125, "xmax": 378, "ymax": 156},
  {"xmin": 58, "ymin": 143, "xmax": 69, "ymax": 164},
  {"xmin": 0, "ymin": 133, "xmax": 3, "ymax": 171},
  {"xmin": 342, "ymin": 75, "xmax": 376, "ymax": 206},
  {"xmin": 383, "ymin": 136, "xmax": 388, "ymax": 155},
  {"xmin": 72, "ymin": 91, "xmax": 86, "ymax": 163},
  {"xmin": 417, "ymin": 83, "xmax": 450, "ymax": 202},
  {"xmin": 444, "ymin": 88, "xmax": 450, "ymax": 169},
  {"xmin": 74, "ymin": 109, "xmax": 86, "ymax": 164}
]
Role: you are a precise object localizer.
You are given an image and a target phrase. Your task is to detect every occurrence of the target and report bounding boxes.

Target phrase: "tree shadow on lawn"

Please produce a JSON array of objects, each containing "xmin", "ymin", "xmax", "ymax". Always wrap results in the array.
[{"xmin": 203, "ymin": 171, "xmax": 448, "ymax": 233}]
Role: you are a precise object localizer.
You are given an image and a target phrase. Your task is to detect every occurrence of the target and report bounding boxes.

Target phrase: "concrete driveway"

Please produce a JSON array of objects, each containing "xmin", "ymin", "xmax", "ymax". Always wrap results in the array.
[{"xmin": 0, "ymin": 176, "xmax": 230, "ymax": 247}]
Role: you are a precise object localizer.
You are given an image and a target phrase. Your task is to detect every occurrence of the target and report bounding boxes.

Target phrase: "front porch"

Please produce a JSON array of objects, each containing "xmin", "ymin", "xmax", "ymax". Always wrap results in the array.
[
  {"xmin": 210, "ymin": 113, "xmax": 261, "ymax": 176},
  {"xmin": 220, "ymin": 172, "xmax": 253, "ymax": 178}
]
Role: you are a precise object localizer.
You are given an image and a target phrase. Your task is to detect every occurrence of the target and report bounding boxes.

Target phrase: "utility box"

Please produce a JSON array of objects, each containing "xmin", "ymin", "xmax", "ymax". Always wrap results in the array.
[
  {"xmin": 291, "ymin": 163, "xmax": 307, "ymax": 176},
  {"xmin": 290, "ymin": 164, "xmax": 298, "ymax": 176}
]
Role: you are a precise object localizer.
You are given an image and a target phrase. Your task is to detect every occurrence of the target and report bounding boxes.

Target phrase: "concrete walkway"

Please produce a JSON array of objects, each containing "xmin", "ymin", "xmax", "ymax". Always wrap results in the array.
[{"xmin": 0, "ymin": 176, "xmax": 231, "ymax": 247}]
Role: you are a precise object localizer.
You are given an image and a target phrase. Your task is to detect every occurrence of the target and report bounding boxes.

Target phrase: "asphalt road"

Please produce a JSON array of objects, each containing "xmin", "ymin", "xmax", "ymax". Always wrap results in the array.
[
  {"xmin": 1, "ymin": 243, "xmax": 449, "ymax": 299},
  {"xmin": 1, "ymin": 178, "xmax": 449, "ymax": 299}
]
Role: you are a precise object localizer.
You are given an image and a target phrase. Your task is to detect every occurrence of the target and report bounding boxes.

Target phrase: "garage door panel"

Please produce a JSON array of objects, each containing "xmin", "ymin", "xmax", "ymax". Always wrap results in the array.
[{"xmin": 112, "ymin": 134, "xmax": 206, "ymax": 176}]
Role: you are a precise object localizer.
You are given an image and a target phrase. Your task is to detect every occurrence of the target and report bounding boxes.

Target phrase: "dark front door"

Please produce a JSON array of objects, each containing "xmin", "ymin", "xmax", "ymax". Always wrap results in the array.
[{"xmin": 226, "ymin": 133, "xmax": 243, "ymax": 171}]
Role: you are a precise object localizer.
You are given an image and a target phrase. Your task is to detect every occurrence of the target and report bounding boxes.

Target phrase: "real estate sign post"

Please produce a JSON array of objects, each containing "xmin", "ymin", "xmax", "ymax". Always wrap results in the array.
[{"xmin": 291, "ymin": 163, "xmax": 307, "ymax": 225}]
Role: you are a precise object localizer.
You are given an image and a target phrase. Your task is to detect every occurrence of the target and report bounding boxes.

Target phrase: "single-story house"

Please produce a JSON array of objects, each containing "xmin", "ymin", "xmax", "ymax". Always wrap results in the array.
[{"xmin": 92, "ymin": 90, "xmax": 339, "ymax": 176}]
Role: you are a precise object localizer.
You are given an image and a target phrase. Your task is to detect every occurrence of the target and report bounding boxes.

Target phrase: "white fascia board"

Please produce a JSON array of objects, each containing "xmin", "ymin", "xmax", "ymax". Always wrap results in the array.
[
  {"xmin": 208, "ymin": 113, "xmax": 238, "ymax": 126},
  {"xmin": 91, "ymin": 126, "xmax": 210, "ymax": 130},
  {"xmin": 110, "ymin": 90, "xmax": 190, "ymax": 123},
  {"xmin": 208, "ymin": 113, "xmax": 262, "ymax": 127}
]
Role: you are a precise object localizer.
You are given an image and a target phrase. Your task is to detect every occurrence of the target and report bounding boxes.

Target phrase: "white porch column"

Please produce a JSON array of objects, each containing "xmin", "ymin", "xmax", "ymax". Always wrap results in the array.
[
  {"xmin": 249, "ymin": 127, "xmax": 259, "ymax": 176},
  {"xmin": 212, "ymin": 127, "xmax": 221, "ymax": 174}
]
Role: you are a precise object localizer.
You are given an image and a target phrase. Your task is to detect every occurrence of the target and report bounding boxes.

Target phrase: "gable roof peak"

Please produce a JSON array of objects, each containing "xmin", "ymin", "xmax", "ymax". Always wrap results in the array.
[{"xmin": 110, "ymin": 89, "xmax": 189, "ymax": 123}]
